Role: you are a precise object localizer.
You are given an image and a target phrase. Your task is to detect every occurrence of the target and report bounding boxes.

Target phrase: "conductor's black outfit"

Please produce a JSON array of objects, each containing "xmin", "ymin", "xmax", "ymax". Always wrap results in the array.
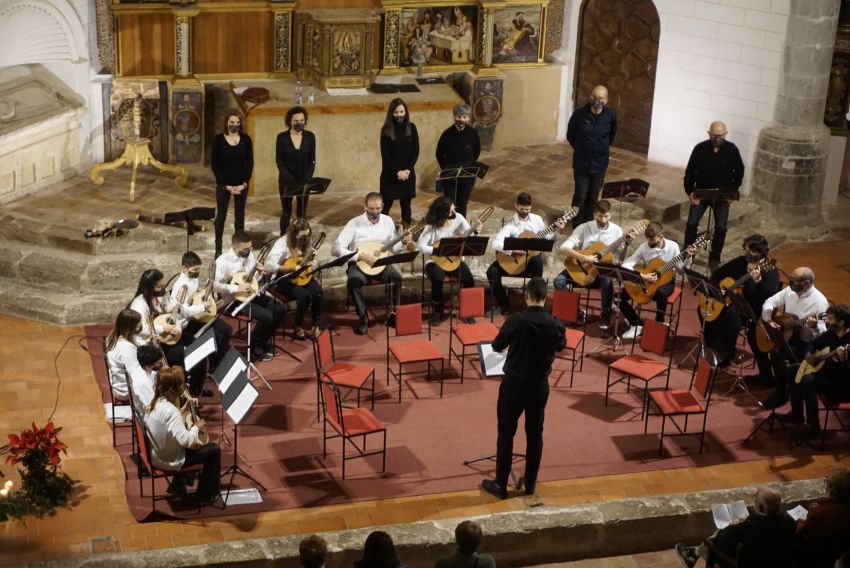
[
  {"xmin": 435, "ymin": 124, "xmax": 481, "ymax": 217},
  {"xmin": 491, "ymin": 306, "xmax": 565, "ymax": 494}
]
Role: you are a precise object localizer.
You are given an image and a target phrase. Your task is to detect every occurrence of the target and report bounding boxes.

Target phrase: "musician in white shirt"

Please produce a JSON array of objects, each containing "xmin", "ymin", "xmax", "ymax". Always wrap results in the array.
[
  {"xmin": 132, "ymin": 343, "xmax": 164, "ymax": 417},
  {"xmin": 144, "ymin": 366, "xmax": 221, "ymax": 505},
  {"xmin": 554, "ymin": 199, "xmax": 625, "ymax": 329},
  {"xmin": 619, "ymin": 222, "xmax": 693, "ymax": 339},
  {"xmin": 332, "ymin": 192, "xmax": 414, "ymax": 335},
  {"xmin": 486, "ymin": 192, "xmax": 565, "ymax": 315},
  {"xmin": 758, "ymin": 266, "xmax": 830, "ymax": 410},
  {"xmin": 214, "ymin": 231, "xmax": 284, "ymax": 362},
  {"xmin": 418, "ymin": 196, "xmax": 481, "ymax": 325},
  {"xmin": 105, "ymin": 308, "xmax": 146, "ymax": 401}
]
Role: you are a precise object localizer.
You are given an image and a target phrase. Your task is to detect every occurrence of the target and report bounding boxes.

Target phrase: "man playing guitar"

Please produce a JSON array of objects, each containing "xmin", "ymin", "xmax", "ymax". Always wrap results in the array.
[
  {"xmin": 758, "ymin": 266, "xmax": 829, "ymax": 410},
  {"xmin": 332, "ymin": 192, "xmax": 415, "ymax": 335},
  {"xmin": 486, "ymin": 192, "xmax": 566, "ymax": 316}
]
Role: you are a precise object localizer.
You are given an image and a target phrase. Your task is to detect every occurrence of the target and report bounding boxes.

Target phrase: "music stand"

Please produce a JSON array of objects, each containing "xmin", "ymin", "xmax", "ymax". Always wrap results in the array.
[
  {"xmin": 690, "ymin": 187, "xmax": 739, "ymax": 263},
  {"xmin": 589, "ymin": 262, "xmax": 644, "ymax": 355},
  {"xmin": 721, "ymin": 291, "xmax": 759, "ymax": 399},
  {"xmin": 678, "ymin": 269, "xmax": 724, "ymax": 369},
  {"xmin": 602, "ymin": 179, "xmax": 650, "ymax": 225},
  {"xmin": 281, "ymin": 177, "xmax": 332, "ymax": 217},
  {"xmin": 436, "ymin": 162, "xmax": 489, "ymax": 205},
  {"xmin": 162, "ymin": 207, "xmax": 216, "ymax": 252},
  {"xmin": 184, "ymin": 328, "xmax": 218, "ymax": 373},
  {"xmin": 744, "ymin": 321, "xmax": 797, "ymax": 443},
  {"xmin": 432, "ymin": 236, "xmax": 489, "ymax": 259},
  {"xmin": 369, "ymin": 250, "xmax": 420, "ymax": 333},
  {"xmin": 503, "ymin": 236, "xmax": 555, "ymax": 293}
]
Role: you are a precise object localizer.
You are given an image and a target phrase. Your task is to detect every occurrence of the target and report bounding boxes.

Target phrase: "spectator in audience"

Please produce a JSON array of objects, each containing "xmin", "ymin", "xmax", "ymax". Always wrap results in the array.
[
  {"xmin": 795, "ymin": 467, "xmax": 850, "ymax": 568},
  {"xmin": 354, "ymin": 530, "xmax": 407, "ymax": 568},
  {"xmin": 299, "ymin": 534, "xmax": 329, "ymax": 568},
  {"xmin": 836, "ymin": 549, "xmax": 850, "ymax": 568},
  {"xmin": 675, "ymin": 486, "xmax": 795, "ymax": 567},
  {"xmin": 435, "ymin": 520, "xmax": 496, "ymax": 568}
]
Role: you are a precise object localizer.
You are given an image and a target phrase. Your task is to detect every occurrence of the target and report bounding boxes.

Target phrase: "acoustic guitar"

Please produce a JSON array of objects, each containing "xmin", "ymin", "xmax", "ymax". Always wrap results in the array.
[
  {"xmin": 190, "ymin": 260, "xmax": 217, "ymax": 323},
  {"xmin": 496, "ymin": 207, "xmax": 579, "ymax": 276},
  {"xmin": 794, "ymin": 344, "xmax": 847, "ymax": 383},
  {"xmin": 432, "ymin": 206, "xmax": 495, "ymax": 272},
  {"xmin": 231, "ymin": 242, "xmax": 273, "ymax": 302},
  {"xmin": 356, "ymin": 221, "xmax": 424, "ymax": 277},
  {"xmin": 624, "ymin": 231, "xmax": 711, "ymax": 305},
  {"xmin": 153, "ymin": 285, "xmax": 187, "ymax": 346},
  {"xmin": 562, "ymin": 219, "xmax": 649, "ymax": 286},
  {"xmin": 755, "ymin": 308, "xmax": 828, "ymax": 353},
  {"xmin": 280, "ymin": 232, "xmax": 326, "ymax": 286},
  {"xmin": 696, "ymin": 257, "xmax": 775, "ymax": 322}
]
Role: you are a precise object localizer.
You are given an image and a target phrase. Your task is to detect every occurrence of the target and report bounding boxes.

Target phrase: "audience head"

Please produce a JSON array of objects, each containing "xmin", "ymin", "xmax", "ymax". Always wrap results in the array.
[
  {"xmin": 355, "ymin": 530, "xmax": 400, "ymax": 568},
  {"xmin": 827, "ymin": 467, "xmax": 850, "ymax": 504},
  {"xmin": 298, "ymin": 534, "xmax": 329, "ymax": 568},
  {"xmin": 525, "ymin": 276, "xmax": 548, "ymax": 306},
  {"xmin": 454, "ymin": 520, "xmax": 484, "ymax": 556},
  {"xmin": 753, "ymin": 486, "xmax": 782, "ymax": 515}
]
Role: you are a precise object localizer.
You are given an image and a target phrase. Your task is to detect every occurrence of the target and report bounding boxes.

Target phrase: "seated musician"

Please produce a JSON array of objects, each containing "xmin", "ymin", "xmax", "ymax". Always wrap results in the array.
[
  {"xmin": 265, "ymin": 217, "xmax": 323, "ymax": 340},
  {"xmin": 215, "ymin": 231, "xmax": 284, "ymax": 362},
  {"xmin": 554, "ymin": 199, "xmax": 625, "ymax": 329},
  {"xmin": 129, "ymin": 269, "xmax": 205, "ymax": 394},
  {"xmin": 170, "ymin": 251, "xmax": 232, "ymax": 381},
  {"xmin": 702, "ymin": 234, "xmax": 780, "ymax": 368},
  {"xmin": 132, "ymin": 343, "xmax": 164, "ymax": 418},
  {"xmin": 418, "ymin": 196, "xmax": 481, "ymax": 325},
  {"xmin": 778, "ymin": 304, "xmax": 850, "ymax": 437},
  {"xmin": 486, "ymin": 192, "xmax": 565, "ymax": 316},
  {"xmin": 332, "ymin": 192, "xmax": 415, "ymax": 335},
  {"xmin": 144, "ymin": 366, "xmax": 221, "ymax": 505},
  {"xmin": 759, "ymin": 266, "xmax": 830, "ymax": 410},
  {"xmin": 620, "ymin": 222, "xmax": 693, "ymax": 339},
  {"xmin": 105, "ymin": 308, "xmax": 146, "ymax": 401}
]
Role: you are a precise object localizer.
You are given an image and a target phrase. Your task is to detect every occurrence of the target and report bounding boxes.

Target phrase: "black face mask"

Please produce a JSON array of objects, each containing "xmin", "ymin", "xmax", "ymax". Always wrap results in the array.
[
  {"xmin": 297, "ymin": 236, "xmax": 310, "ymax": 247},
  {"xmin": 448, "ymin": 212, "xmax": 456, "ymax": 220},
  {"xmin": 238, "ymin": 248, "xmax": 251, "ymax": 258},
  {"xmin": 394, "ymin": 116, "xmax": 405, "ymax": 124},
  {"xmin": 744, "ymin": 253, "xmax": 760, "ymax": 263},
  {"xmin": 591, "ymin": 99, "xmax": 605, "ymax": 111},
  {"xmin": 187, "ymin": 272, "xmax": 200, "ymax": 279},
  {"xmin": 293, "ymin": 123, "xmax": 305, "ymax": 133},
  {"xmin": 517, "ymin": 210, "xmax": 529, "ymax": 219},
  {"xmin": 455, "ymin": 120, "xmax": 466, "ymax": 130},
  {"xmin": 789, "ymin": 281, "xmax": 805, "ymax": 293},
  {"xmin": 366, "ymin": 210, "xmax": 381, "ymax": 222},
  {"xmin": 228, "ymin": 124, "xmax": 240, "ymax": 134},
  {"xmin": 648, "ymin": 240, "xmax": 661, "ymax": 249},
  {"xmin": 711, "ymin": 137, "xmax": 725, "ymax": 148},
  {"xmin": 153, "ymin": 289, "xmax": 166, "ymax": 297}
]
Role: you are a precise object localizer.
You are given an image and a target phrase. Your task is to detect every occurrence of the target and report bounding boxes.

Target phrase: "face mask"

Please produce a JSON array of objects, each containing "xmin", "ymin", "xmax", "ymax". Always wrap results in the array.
[
  {"xmin": 366, "ymin": 210, "xmax": 381, "ymax": 221},
  {"xmin": 455, "ymin": 120, "xmax": 466, "ymax": 130},
  {"xmin": 711, "ymin": 137, "xmax": 725, "ymax": 148},
  {"xmin": 517, "ymin": 210, "xmax": 529, "ymax": 219},
  {"xmin": 297, "ymin": 235, "xmax": 310, "ymax": 246},
  {"xmin": 153, "ymin": 289, "xmax": 166, "ymax": 297},
  {"xmin": 744, "ymin": 253, "xmax": 760, "ymax": 263},
  {"xmin": 238, "ymin": 248, "xmax": 251, "ymax": 258},
  {"xmin": 448, "ymin": 212, "xmax": 456, "ymax": 220},
  {"xmin": 789, "ymin": 281, "xmax": 805, "ymax": 293},
  {"xmin": 591, "ymin": 99, "xmax": 605, "ymax": 111},
  {"xmin": 648, "ymin": 240, "xmax": 660, "ymax": 249},
  {"xmin": 228, "ymin": 124, "xmax": 240, "ymax": 134},
  {"xmin": 187, "ymin": 272, "xmax": 200, "ymax": 279},
  {"xmin": 293, "ymin": 123, "xmax": 305, "ymax": 133},
  {"xmin": 596, "ymin": 220, "xmax": 608, "ymax": 229},
  {"xmin": 394, "ymin": 116, "xmax": 405, "ymax": 124}
]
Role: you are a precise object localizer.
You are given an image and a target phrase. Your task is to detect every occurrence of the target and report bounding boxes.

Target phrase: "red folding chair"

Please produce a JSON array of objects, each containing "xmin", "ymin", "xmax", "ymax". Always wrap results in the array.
[
  {"xmin": 819, "ymin": 395, "xmax": 850, "ymax": 448},
  {"xmin": 387, "ymin": 303, "xmax": 445, "ymax": 400},
  {"xmin": 312, "ymin": 328, "xmax": 376, "ymax": 420},
  {"xmin": 448, "ymin": 288, "xmax": 499, "ymax": 383},
  {"xmin": 645, "ymin": 356, "xmax": 719, "ymax": 456},
  {"xmin": 551, "ymin": 290, "xmax": 586, "ymax": 387},
  {"xmin": 320, "ymin": 377, "xmax": 387, "ymax": 479},
  {"xmin": 636, "ymin": 277, "xmax": 684, "ymax": 337},
  {"xmin": 606, "ymin": 319, "xmax": 674, "ymax": 419}
]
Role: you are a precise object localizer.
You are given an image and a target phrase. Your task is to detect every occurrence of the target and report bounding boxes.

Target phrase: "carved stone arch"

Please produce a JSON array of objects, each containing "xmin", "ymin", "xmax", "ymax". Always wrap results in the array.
[{"xmin": 0, "ymin": 0, "xmax": 87, "ymax": 65}]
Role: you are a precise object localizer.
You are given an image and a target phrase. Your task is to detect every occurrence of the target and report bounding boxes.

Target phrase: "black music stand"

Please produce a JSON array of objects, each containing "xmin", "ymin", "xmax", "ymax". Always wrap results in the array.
[
  {"xmin": 721, "ymin": 291, "xmax": 759, "ymax": 399},
  {"xmin": 691, "ymin": 187, "xmax": 739, "ymax": 263},
  {"xmin": 602, "ymin": 179, "xmax": 650, "ymax": 225},
  {"xmin": 370, "ymin": 250, "xmax": 420, "ymax": 333},
  {"xmin": 678, "ymin": 268, "xmax": 724, "ymax": 369},
  {"xmin": 589, "ymin": 262, "xmax": 644, "ymax": 355},
  {"xmin": 436, "ymin": 162, "xmax": 489, "ymax": 204},
  {"xmin": 744, "ymin": 322, "xmax": 796, "ymax": 443},
  {"xmin": 502, "ymin": 236, "xmax": 554, "ymax": 293},
  {"xmin": 432, "ymin": 236, "xmax": 489, "ymax": 259},
  {"xmin": 162, "ymin": 207, "xmax": 216, "ymax": 252},
  {"xmin": 281, "ymin": 177, "xmax": 331, "ymax": 218}
]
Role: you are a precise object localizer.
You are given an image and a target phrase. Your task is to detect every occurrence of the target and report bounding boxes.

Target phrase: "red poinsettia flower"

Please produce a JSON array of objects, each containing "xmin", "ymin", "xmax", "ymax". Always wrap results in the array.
[{"xmin": 5, "ymin": 422, "xmax": 68, "ymax": 466}]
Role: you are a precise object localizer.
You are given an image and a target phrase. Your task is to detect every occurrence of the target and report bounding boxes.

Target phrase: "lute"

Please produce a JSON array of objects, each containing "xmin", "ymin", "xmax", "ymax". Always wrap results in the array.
[
  {"xmin": 356, "ymin": 221, "xmax": 424, "ymax": 277},
  {"xmin": 281, "ymin": 232, "xmax": 327, "ymax": 286}
]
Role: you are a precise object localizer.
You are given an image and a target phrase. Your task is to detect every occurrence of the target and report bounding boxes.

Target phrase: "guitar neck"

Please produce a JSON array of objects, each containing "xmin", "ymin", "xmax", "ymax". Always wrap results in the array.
[{"xmin": 598, "ymin": 234, "xmax": 626, "ymax": 257}]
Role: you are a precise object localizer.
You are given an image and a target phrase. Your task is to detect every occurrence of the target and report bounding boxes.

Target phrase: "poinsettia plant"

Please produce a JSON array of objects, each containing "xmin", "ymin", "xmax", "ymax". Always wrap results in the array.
[{"xmin": 7, "ymin": 422, "xmax": 68, "ymax": 467}]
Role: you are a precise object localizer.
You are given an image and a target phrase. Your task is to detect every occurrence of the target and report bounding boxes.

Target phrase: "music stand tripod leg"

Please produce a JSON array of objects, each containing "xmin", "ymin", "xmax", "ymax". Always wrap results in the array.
[
  {"xmin": 462, "ymin": 452, "xmax": 526, "ymax": 488},
  {"xmin": 589, "ymin": 276, "xmax": 629, "ymax": 356}
]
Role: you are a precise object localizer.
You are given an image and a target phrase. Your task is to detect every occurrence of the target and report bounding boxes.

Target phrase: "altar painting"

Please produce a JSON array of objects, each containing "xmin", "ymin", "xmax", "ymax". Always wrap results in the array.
[{"xmin": 399, "ymin": 6, "xmax": 477, "ymax": 66}]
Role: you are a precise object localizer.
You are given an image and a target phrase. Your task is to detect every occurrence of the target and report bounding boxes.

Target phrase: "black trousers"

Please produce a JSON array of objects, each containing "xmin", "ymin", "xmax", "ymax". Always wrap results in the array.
[
  {"xmin": 346, "ymin": 263, "xmax": 402, "ymax": 318},
  {"xmin": 444, "ymin": 178, "xmax": 476, "ymax": 217},
  {"xmin": 214, "ymin": 185, "xmax": 248, "ymax": 257},
  {"xmin": 486, "ymin": 256, "xmax": 544, "ymax": 312},
  {"xmin": 175, "ymin": 442, "xmax": 221, "ymax": 500},
  {"xmin": 702, "ymin": 307, "xmax": 741, "ymax": 366},
  {"xmin": 685, "ymin": 200, "xmax": 730, "ymax": 263},
  {"xmin": 554, "ymin": 270, "xmax": 614, "ymax": 315},
  {"xmin": 382, "ymin": 197, "xmax": 412, "ymax": 226},
  {"xmin": 766, "ymin": 339, "xmax": 809, "ymax": 400},
  {"xmin": 496, "ymin": 376, "xmax": 549, "ymax": 493},
  {"xmin": 279, "ymin": 193, "xmax": 310, "ymax": 236},
  {"xmin": 425, "ymin": 261, "xmax": 474, "ymax": 304},
  {"xmin": 790, "ymin": 371, "xmax": 850, "ymax": 427},
  {"xmin": 228, "ymin": 295, "xmax": 285, "ymax": 354},
  {"xmin": 619, "ymin": 281, "xmax": 674, "ymax": 326},
  {"xmin": 277, "ymin": 278, "xmax": 323, "ymax": 328},
  {"xmin": 571, "ymin": 169, "xmax": 607, "ymax": 228}
]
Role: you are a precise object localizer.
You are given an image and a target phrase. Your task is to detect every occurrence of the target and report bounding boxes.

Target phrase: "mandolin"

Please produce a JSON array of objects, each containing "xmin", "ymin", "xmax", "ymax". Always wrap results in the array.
[
  {"xmin": 697, "ymin": 257, "xmax": 775, "ymax": 322},
  {"xmin": 756, "ymin": 308, "xmax": 828, "ymax": 353},
  {"xmin": 153, "ymin": 285, "xmax": 187, "ymax": 346},
  {"xmin": 432, "ymin": 206, "xmax": 495, "ymax": 272},
  {"xmin": 182, "ymin": 387, "xmax": 208, "ymax": 448},
  {"xmin": 281, "ymin": 232, "xmax": 326, "ymax": 286},
  {"xmin": 190, "ymin": 260, "xmax": 217, "ymax": 323},
  {"xmin": 624, "ymin": 231, "xmax": 711, "ymax": 305},
  {"xmin": 231, "ymin": 242, "xmax": 273, "ymax": 302},
  {"xmin": 356, "ymin": 221, "xmax": 424, "ymax": 277},
  {"xmin": 562, "ymin": 219, "xmax": 649, "ymax": 287},
  {"xmin": 496, "ymin": 207, "xmax": 579, "ymax": 276}
]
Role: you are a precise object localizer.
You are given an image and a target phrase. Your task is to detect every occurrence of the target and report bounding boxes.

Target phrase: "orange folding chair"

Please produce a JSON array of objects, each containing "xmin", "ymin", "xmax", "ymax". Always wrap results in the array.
[
  {"xmin": 550, "ymin": 289, "xmax": 586, "ymax": 387},
  {"xmin": 387, "ymin": 303, "xmax": 445, "ymax": 400},
  {"xmin": 448, "ymin": 288, "xmax": 499, "ymax": 383},
  {"xmin": 312, "ymin": 328, "xmax": 376, "ymax": 420}
]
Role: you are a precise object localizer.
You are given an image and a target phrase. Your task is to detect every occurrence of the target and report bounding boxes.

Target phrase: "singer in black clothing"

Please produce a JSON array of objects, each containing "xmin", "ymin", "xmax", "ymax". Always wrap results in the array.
[
  {"xmin": 276, "ymin": 106, "xmax": 317, "ymax": 236},
  {"xmin": 481, "ymin": 278, "xmax": 566, "ymax": 499},
  {"xmin": 683, "ymin": 120, "xmax": 745, "ymax": 271},
  {"xmin": 435, "ymin": 104, "xmax": 481, "ymax": 217},
  {"xmin": 380, "ymin": 98, "xmax": 420, "ymax": 227},
  {"xmin": 211, "ymin": 112, "xmax": 254, "ymax": 257}
]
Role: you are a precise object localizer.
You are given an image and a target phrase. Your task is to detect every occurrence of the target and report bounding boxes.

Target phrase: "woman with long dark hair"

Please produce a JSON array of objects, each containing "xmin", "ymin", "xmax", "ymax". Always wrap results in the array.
[
  {"xmin": 105, "ymin": 308, "xmax": 143, "ymax": 401},
  {"xmin": 380, "ymin": 98, "xmax": 419, "ymax": 227},
  {"xmin": 276, "ymin": 106, "xmax": 316, "ymax": 236},
  {"xmin": 211, "ymin": 111, "xmax": 254, "ymax": 257},
  {"xmin": 353, "ymin": 531, "xmax": 407, "ymax": 568}
]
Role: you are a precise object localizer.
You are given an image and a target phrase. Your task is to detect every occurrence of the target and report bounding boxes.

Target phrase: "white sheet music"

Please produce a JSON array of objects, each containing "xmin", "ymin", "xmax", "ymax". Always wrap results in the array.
[
  {"xmin": 226, "ymin": 382, "xmax": 259, "ymax": 425},
  {"xmin": 185, "ymin": 334, "xmax": 217, "ymax": 372},
  {"xmin": 479, "ymin": 343, "xmax": 507, "ymax": 377},
  {"xmin": 104, "ymin": 403, "xmax": 132, "ymax": 422},
  {"xmin": 219, "ymin": 357, "xmax": 248, "ymax": 394}
]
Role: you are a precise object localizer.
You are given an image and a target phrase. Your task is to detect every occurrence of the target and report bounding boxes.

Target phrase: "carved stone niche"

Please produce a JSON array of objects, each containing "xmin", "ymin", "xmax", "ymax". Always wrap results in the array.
[{"xmin": 294, "ymin": 9, "xmax": 381, "ymax": 89}]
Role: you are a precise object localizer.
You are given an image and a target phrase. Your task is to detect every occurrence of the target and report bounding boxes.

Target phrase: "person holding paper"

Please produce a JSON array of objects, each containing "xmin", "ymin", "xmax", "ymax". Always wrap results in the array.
[
  {"xmin": 675, "ymin": 486, "xmax": 795, "ymax": 568},
  {"xmin": 795, "ymin": 467, "xmax": 850, "ymax": 567},
  {"xmin": 480, "ymin": 277, "xmax": 565, "ymax": 500}
]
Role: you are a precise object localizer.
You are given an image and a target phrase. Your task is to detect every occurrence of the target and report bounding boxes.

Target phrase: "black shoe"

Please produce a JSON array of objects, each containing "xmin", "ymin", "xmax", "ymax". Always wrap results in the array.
[
  {"xmin": 429, "ymin": 312, "xmax": 441, "ymax": 326},
  {"xmin": 577, "ymin": 309, "xmax": 587, "ymax": 324},
  {"xmin": 192, "ymin": 492, "xmax": 220, "ymax": 507},
  {"xmin": 675, "ymin": 543, "xmax": 698, "ymax": 568},
  {"xmin": 355, "ymin": 316, "xmax": 368, "ymax": 335},
  {"xmin": 167, "ymin": 481, "xmax": 189, "ymax": 498},
  {"xmin": 598, "ymin": 312, "xmax": 611, "ymax": 330},
  {"xmin": 758, "ymin": 394, "xmax": 787, "ymax": 410},
  {"xmin": 481, "ymin": 479, "xmax": 508, "ymax": 499},
  {"xmin": 775, "ymin": 411, "xmax": 804, "ymax": 425},
  {"xmin": 252, "ymin": 349, "xmax": 273, "ymax": 362},
  {"xmin": 516, "ymin": 475, "xmax": 535, "ymax": 496}
]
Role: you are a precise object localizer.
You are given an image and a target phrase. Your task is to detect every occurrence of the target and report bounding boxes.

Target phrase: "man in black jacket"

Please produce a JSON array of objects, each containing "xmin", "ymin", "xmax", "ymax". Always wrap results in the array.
[
  {"xmin": 566, "ymin": 85, "xmax": 617, "ymax": 228},
  {"xmin": 481, "ymin": 277, "xmax": 566, "ymax": 499},
  {"xmin": 435, "ymin": 104, "xmax": 481, "ymax": 217}
]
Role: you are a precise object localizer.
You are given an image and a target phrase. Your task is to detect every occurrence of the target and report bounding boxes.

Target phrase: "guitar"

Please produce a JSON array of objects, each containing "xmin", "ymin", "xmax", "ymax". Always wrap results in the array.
[
  {"xmin": 432, "ymin": 206, "xmax": 495, "ymax": 272},
  {"xmin": 230, "ymin": 242, "xmax": 273, "ymax": 302},
  {"xmin": 182, "ymin": 387, "xmax": 208, "ymax": 448},
  {"xmin": 280, "ymin": 232, "xmax": 326, "ymax": 286},
  {"xmin": 153, "ymin": 285, "xmax": 187, "ymax": 346},
  {"xmin": 356, "ymin": 221, "xmax": 424, "ymax": 277},
  {"xmin": 755, "ymin": 309, "xmax": 828, "ymax": 353},
  {"xmin": 794, "ymin": 345, "xmax": 847, "ymax": 383},
  {"xmin": 562, "ymin": 219, "xmax": 649, "ymax": 286},
  {"xmin": 624, "ymin": 231, "xmax": 711, "ymax": 305},
  {"xmin": 697, "ymin": 258, "xmax": 775, "ymax": 322},
  {"xmin": 496, "ymin": 207, "xmax": 579, "ymax": 276},
  {"xmin": 190, "ymin": 260, "xmax": 217, "ymax": 323}
]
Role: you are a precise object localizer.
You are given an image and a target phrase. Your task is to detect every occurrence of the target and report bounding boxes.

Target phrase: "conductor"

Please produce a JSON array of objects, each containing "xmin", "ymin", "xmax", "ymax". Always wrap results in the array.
[{"xmin": 481, "ymin": 277, "xmax": 566, "ymax": 499}]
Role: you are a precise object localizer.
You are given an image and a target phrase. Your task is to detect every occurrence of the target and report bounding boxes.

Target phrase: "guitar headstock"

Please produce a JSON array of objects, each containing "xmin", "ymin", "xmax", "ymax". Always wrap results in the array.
[
  {"xmin": 477, "ymin": 206, "xmax": 495, "ymax": 225},
  {"xmin": 758, "ymin": 257, "xmax": 777, "ymax": 273},
  {"xmin": 629, "ymin": 219, "xmax": 649, "ymax": 237},
  {"xmin": 694, "ymin": 231, "xmax": 712, "ymax": 249},
  {"xmin": 562, "ymin": 207, "xmax": 580, "ymax": 221},
  {"xmin": 313, "ymin": 231, "xmax": 327, "ymax": 250}
]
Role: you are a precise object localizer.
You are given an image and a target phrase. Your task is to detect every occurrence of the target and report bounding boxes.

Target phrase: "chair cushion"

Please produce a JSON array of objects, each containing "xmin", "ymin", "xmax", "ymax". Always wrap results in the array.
[
  {"xmin": 326, "ymin": 361, "xmax": 374, "ymax": 388},
  {"xmin": 649, "ymin": 389, "xmax": 704, "ymax": 414},
  {"xmin": 390, "ymin": 339, "xmax": 443, "ymax": 364},
  {"xmin": 341, "ymin": 407, "xmax": 386, "ymax": 436},
  {"xmin": 668, "ymin": 285, "xmax": 682, "ymax": 304},
  {"xmin": 821, "ymin": 397, "xmax": 850, "ymax": 411},
  {"xmin": 565, "ymin": 328, "xmax": 585, "ymax": 350},
  {"xmin": 609, "ymin": 354, "xmax": 669, "ymax": 381},
  {"xmin": 453, "ymin": 322, "xmax": 499, "ymax": 345}
]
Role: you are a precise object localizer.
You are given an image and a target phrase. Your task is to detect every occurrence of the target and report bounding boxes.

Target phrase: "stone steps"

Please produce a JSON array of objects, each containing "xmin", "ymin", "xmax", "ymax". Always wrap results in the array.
[{"xmin": 0, "ymin": 275, "xmax": 131, "ymax": 325}]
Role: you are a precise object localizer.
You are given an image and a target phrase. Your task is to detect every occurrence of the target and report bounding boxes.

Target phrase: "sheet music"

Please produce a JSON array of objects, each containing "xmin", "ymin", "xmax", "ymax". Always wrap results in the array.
[
  {"xmin": 104, "ymin": 403, "xmax": 132, "ymax": 422},
  {"xmin": 184, "ymin": 332, "xmax": 217, "ymax": 372},
  {"xmin": 219, "ymin": 358, "xmax": 247, "ymax": 394},
  {"xmin": 327, "ymin": 88, "xmax": 369, "ymax": 96},
  {"xmin": 226, "ymin": 382, "xmax": 259, "ymax": 425},
  {"xmin": 478, "ymin": 342, "xmax": 507, "ymax": 377}
]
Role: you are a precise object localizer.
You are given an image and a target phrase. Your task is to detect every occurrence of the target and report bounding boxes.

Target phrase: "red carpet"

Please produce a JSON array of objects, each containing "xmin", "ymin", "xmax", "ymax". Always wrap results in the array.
[{"xmin": 85, "ymin": 290, "xmax": 838, "ymax": 521}]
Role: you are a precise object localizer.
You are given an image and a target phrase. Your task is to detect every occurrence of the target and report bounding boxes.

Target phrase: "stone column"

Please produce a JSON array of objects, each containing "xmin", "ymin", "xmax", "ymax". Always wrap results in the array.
[{"xmin": 750, "ymin": 0, "xmax": 840, "ymax": 232}]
